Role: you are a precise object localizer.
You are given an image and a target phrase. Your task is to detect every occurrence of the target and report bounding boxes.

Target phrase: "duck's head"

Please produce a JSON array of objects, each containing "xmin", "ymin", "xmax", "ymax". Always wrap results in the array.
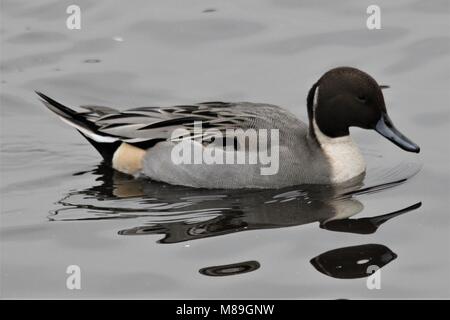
[{"xmin": 307, "ymin": 67, "xmax": 420, "ymax": 153}]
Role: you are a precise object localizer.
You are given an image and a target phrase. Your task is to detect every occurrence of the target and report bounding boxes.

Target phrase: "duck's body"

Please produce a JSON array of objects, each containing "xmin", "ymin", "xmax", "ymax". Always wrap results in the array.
[{"xmin": 37, "ymin": 67, "xmax": 419, "ymax": 189}]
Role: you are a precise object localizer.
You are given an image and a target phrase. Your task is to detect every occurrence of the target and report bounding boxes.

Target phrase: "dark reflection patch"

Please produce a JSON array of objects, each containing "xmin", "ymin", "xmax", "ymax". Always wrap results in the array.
[
  {"xmin": 321, "ymin": 202, "xmax": 422, "ymax": 234},
  {"xmin": 310, "ymin": 244, "xmax": 397, "ymax": 279},
  {"xmin": 199, "ymin": 260, "xmax": 260, "ymax": 277}
]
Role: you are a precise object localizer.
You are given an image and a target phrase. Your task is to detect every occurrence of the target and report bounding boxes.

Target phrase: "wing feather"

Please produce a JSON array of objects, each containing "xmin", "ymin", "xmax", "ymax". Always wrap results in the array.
[{"xmin": 85, "ymin": 102, "xmax": 260, "ymax": 145}]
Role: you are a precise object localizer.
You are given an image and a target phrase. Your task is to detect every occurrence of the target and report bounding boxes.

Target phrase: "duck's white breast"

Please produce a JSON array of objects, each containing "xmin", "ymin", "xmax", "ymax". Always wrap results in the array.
[{"xmin": 313, "ymin": 121, "xmax": 366, "ymax": 184}]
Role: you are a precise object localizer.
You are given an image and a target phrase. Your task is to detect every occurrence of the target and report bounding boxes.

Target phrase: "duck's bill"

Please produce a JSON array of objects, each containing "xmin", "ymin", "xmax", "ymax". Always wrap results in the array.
[{"xmin": 375, "ymin": 113, "xmax": 420, "ymax": 153}]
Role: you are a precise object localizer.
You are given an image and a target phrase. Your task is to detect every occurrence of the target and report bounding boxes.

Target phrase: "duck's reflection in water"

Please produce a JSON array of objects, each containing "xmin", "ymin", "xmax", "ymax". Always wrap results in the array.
[
  {"xmin": 53, "ymin": 163, "xmax": 421, "ymax": 279},
  {"xmin": 320, "ymin": 202, "xmax": 422, "ymax": 234},
  {"xmin": 311, "ymin": 244, "xmax": 397, "ymax": 279},
  {"xmin": 199, "ymin": 260, "xmax": 260, "ymax": 277}
]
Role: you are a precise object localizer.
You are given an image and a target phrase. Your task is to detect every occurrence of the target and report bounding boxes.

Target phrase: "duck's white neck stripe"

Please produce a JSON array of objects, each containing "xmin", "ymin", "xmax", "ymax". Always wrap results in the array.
[
  {"xmin": 313, "ymin": 84, "xmax": 320, "ymax": 107},
  {"xmin": 312, "ymin": 119, "xmax": 366, "ymax": 184}
]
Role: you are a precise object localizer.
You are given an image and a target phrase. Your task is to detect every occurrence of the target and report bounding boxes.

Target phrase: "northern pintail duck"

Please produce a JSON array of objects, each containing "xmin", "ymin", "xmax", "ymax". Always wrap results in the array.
[{"xmin": 37, "ymin": 67, "xmax": 420, "ymax": 189}]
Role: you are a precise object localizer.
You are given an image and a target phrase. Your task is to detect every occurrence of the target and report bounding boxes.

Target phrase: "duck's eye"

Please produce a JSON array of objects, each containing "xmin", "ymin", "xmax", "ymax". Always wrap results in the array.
[{"xmin": 357, "ymin": 95, "xmax": 367, "ymax": 103}]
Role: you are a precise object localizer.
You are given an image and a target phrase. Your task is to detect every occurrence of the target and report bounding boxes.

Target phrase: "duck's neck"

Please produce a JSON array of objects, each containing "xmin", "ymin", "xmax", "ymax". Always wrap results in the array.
[{"xmin": 312, "ymin": 119, "xmax": 366, "ymax": 184}]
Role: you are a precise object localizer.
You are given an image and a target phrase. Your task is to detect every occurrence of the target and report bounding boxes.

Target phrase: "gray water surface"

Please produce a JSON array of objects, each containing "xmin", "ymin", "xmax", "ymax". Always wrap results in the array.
[{"xmin": 1, "ymin": 0, "xmax": 449, "ymax": 299}]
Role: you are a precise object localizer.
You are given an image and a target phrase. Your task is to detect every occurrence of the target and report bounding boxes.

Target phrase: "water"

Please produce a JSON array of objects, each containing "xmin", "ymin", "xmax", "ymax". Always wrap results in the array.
[{"xmin": 1, "ymin": 0, "xmax": 449, "ymax": 299}]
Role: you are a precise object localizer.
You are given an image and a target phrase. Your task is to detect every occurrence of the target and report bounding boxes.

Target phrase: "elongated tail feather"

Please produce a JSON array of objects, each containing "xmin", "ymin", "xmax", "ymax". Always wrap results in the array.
[{"xmin": 36, "ymin": 91, "xmax": 121, "ymax": 163}]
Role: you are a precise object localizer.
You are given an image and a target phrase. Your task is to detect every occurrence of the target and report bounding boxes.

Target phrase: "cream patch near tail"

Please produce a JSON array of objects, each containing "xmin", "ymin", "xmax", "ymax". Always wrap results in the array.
[{"xmin": 112, "ymin": 143, "xmax": 146, "ymax": 175}]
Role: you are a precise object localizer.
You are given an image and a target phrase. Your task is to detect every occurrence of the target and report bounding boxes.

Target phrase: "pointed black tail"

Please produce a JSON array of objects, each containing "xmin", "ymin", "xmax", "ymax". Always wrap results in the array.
[{"xmin": 36, "ymin": 91, "xmax": 121, "ymax": 163}]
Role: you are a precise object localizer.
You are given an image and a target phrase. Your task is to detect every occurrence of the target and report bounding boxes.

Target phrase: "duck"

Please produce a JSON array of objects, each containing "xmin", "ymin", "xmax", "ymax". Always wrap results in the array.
[{"xmin": 37, "ymin": 66, "xmax": 420, "ymax": 189}]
